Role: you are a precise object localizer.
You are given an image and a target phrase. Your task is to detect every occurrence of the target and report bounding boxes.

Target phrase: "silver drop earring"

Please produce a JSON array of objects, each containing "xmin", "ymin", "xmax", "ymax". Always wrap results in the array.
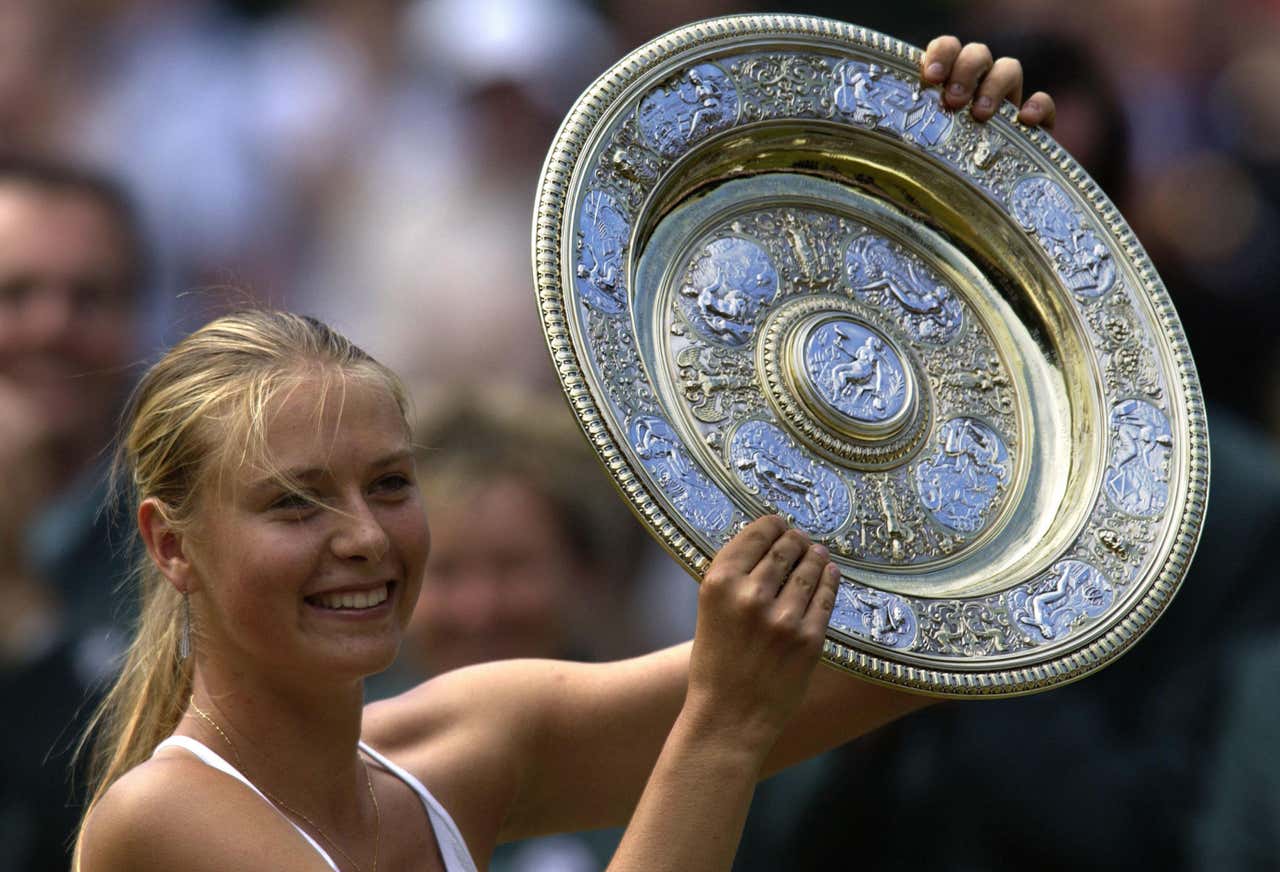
[{"xmin": 178, "ymin": 591, "xmax": 191, "ymax": 660}]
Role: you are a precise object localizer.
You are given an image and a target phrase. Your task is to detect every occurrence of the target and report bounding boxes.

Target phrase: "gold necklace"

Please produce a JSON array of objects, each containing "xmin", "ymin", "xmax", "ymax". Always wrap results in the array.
[{"xmin": 188, "ymin": 696, "xmax": 380, "ymax": 872}]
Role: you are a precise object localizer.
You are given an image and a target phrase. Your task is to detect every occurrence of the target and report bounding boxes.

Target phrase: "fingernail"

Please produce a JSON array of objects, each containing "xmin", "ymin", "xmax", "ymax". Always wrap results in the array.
[
  {"xmin": 1024, "ymin": 99, "xmax": 1041, "ymax": 114},
  {"xmin": 976, "ymin": 96, "xmax": 993, "ymax": 112},
  {"xmin": 926, "ymin": 62, "xmax": 944, "ymax": 79},
  {"xmin": 826, "ymin": 563, "xmax": 841, "ymax": 578},
  {"xmin": 949, "ymin": 82, "xmax": 966, "ymax": 97},
  {"xmin": 811, "ymin": 544, "xmax": 829, "ymax": 559}
]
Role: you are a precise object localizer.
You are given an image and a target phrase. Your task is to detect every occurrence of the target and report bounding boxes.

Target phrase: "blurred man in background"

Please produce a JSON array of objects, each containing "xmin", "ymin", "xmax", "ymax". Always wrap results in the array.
[
  {"xmin": 0, "ymin": 155, "xmax": 142, "ymax": 871},
  {"xmin": 371, "ymin": 388, "xmax": 653, "ymax": 871}
]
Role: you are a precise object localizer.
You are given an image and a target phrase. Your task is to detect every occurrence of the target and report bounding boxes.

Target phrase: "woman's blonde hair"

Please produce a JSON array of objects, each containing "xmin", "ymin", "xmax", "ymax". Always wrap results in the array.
[{"xmin": 73, "ymin": 309, "xmax": 407, "ymax": 863}]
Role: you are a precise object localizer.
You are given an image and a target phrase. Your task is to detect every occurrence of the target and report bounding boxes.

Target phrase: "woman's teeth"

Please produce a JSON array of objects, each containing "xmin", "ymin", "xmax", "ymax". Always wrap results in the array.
[{"xmin": 311, "ymin": 584, "xmax": 389, "ymax": 610}]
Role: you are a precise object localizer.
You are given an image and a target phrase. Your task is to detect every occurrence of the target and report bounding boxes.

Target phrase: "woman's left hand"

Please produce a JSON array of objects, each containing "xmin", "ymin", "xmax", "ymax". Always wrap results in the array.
[{"xmin": 921, "ymin": 36, "xmax": 1057, "ymax": 129}]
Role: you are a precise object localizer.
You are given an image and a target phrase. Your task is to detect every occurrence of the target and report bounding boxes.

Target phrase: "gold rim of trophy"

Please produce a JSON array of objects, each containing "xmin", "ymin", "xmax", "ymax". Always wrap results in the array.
[{"xmin": 532, "ymin": 14, "xmax": 1209, "ymax": 697}]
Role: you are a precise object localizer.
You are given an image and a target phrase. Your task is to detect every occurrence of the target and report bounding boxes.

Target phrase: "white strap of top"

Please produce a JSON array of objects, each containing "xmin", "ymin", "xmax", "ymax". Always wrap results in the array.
[
  {"xmin": 155, "ymin": 735, "xmax": 340, "ymax": 870},
  {"xmin": 357, "ymin": 741, "xmax": 478, "ymax": 872},
  {"xmin": 154, "ymin": 735, "xmax": 479, "ymax": 872}
]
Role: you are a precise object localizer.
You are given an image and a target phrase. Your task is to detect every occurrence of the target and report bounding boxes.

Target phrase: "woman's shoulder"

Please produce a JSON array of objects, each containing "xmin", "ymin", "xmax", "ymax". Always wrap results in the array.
[
  {"xmin": 79, "ymin": 750, "xmax": 331, "ymax": 871},
  {"xmin": 360, "ymin": 660, "xmax": 608, "ymax": 853}
]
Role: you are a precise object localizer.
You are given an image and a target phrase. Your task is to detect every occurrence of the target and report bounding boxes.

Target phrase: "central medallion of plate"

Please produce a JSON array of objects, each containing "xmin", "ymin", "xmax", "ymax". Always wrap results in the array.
[{"xmin": 794, "ymin": 315, "xmax": 914, "ymax": 437}]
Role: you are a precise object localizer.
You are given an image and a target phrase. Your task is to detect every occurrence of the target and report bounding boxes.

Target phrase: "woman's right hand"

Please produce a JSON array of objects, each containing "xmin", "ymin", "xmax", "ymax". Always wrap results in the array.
[{"xmin": 683, "ymin": 515, "xmax": 841, "ymax": 756}]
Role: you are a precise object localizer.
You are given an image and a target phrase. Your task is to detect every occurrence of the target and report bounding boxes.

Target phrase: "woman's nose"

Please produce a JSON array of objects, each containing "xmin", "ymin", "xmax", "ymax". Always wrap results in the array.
[{"xmin": 331, "ymin": 501, "xmax": 390, "ymax": 563}]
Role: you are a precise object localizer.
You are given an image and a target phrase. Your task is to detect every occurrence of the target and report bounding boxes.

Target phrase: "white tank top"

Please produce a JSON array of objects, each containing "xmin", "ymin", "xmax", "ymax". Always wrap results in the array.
[{"xmin": 154, "ymin": 735, "xmax": 478, "ymax": 872}]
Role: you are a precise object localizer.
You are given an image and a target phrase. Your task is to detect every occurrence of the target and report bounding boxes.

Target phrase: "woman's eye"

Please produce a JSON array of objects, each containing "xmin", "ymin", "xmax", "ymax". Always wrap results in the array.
[
  {"xmin": 271, "ymin": 492, "xmax": 315, "ymax": 512},
  {"xmin": 374, "ymin": 474, "xmax": 412, "ymax": 495}
]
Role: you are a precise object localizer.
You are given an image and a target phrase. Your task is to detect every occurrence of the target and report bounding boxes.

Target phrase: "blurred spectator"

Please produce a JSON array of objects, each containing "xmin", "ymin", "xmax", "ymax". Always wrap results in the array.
[
  {"xmin": 301, "ymin": 0, "xmax": 616, "ymax": 390},
  {"xmin": 68, "ymin": 0, "xmax": 272, "ymax": 342},
  {"xmin": 0, "ymin": 155, "xmax": 141, "ymax": 871},
  {"xmin": 371, "ymin": 387, "xmax": 656, "ymax": 871},
  {"xmin": 391, "ymin": 386, "xmax": 652, "ymax": 681}
]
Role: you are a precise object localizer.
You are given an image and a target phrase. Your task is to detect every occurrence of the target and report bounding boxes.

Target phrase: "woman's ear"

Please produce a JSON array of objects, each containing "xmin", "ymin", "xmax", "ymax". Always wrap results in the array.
[{"xmin": 138, "ymin": 498, "xmax": 198, "ymax": 593}]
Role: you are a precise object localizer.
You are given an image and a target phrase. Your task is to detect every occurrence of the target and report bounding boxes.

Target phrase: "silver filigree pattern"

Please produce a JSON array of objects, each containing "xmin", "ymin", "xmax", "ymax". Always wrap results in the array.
[
  {"xmin": 915, "ymin": 417, "xmax": 1011, "ymax": 534},
  {"xmin": 918, "ymin": 598, "xmax": 1022, "ymax": 658},
  {"xmin": 1104, "ymin": 399, "xmax": 1173, "ymax": 518},
  {"xmin": 1008, "ymin": 560, "xmax": 1115, "ymax": 643},
  {"xmin": 1082, "ymin": 506, "xmax": 1158, "ymax": 587},
  {"xmin": 834, "ymin": 472, "xmax": 962, "ymax": 565},
  {"xmin": 732, "ymin": 53, "xmax": 836, "ymax": 123},
  {"xmin": 674, "ymin": 343, "xmax": 760, "ymax": 424},
  {"xmin": 585, "ymin": 307, "xmax": 655, "ymax": 419},
  {"xmin": 728, "ymin": 419, "xmax": 851, "ymax": 535}
]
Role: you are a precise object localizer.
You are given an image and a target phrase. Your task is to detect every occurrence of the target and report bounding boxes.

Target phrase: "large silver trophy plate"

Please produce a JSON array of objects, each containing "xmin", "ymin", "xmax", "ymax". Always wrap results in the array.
[{"xmin": 532, "ymin": 15, "xmax": 1208, "ymax": 696}]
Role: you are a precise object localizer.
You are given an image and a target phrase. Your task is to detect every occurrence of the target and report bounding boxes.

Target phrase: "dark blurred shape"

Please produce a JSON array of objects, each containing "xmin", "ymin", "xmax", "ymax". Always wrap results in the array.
[
  {"xmin": 991, "ymin": 33, "xmax": 1131, "ymax": 205},
  {"xmin": 1195, "ymin": 632, "xmax": 1280, "ymax": 870}
]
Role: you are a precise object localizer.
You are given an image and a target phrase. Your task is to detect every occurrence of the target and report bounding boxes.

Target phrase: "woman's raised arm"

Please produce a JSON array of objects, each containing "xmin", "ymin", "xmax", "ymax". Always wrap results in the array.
[{"xmin": 364, "ymin": 517, "xmax": 927, "ymax": 863}]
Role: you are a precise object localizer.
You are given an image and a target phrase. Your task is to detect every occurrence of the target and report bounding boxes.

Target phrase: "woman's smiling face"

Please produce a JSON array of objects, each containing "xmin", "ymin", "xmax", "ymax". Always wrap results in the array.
[{"xmin": 183, "ymin": 369, "xmax": 429, "ymax": 683}]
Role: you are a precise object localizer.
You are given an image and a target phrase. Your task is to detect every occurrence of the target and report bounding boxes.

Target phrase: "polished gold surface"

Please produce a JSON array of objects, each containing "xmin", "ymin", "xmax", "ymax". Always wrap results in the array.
[{"xmin": 533, "ymin": 14, "xmax": 1208, "ymax": 696}]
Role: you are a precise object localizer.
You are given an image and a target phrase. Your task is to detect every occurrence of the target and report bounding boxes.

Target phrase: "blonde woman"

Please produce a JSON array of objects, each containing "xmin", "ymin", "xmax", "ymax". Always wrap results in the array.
[{"xmin": 75, "ymin": 42, "xmax": 1052, "ymax": 872}]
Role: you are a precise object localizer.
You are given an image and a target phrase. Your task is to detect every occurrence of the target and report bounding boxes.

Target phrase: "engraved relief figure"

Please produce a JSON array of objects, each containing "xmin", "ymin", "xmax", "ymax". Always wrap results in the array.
[
  {"xmin": 831, "ymin": 336, "xmax": 886, "ymax": 408},
  {"xmin": 844, "ymin": 233, "xmax": 963, "ymax": 343},
  {"xmin": 575, "ymin": 189, "xmax": 629, "ymax": 313},
  {"xmin": 1104, "ymin": 398, "xmax": 1173, "ymax": 517},
  {"xmin": 832, "ymin": 60, "xmax": 951, "ymax": 147},
  {"xmin": 1009, "ymin": 560, "xmax": 1115, "ymax": 643},
  {"xmin": 804, "ymin": 320, "xmax": 908, "ymax": 423},
  {"xmin": 637, "ymin": 63, "xmax": 739, "ymax": 158},
  {"xmin": 678, "ymin": 237, "xmax": 779, "ymax": 346},
  {"xmin": 730, "ymin": 420, "xmax": 851, "ymax": 535},
  {"xmin": 831, "ymin": 585, "xmax": 918, "ymax": 650},
  {"xmin": 915, "ymin": 417, "xmax": 1011, "ymax": 534},
  {"xmin": 630, "ymin": 414, "xmax": 733, "ymax": 534},
  {"xmin": 1010, "ymin": 176, "xmax": 1117, "ymax": 298}
]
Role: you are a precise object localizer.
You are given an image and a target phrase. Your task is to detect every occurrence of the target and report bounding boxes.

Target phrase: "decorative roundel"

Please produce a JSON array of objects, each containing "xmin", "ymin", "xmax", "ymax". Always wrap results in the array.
[{"xmin": 534, "ymin": 14, "xmax": 1208, "ymax": 696}]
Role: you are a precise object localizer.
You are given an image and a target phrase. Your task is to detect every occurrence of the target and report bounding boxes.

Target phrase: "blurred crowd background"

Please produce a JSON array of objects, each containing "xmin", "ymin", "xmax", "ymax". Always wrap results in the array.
[{"xmin": 3, "ymin": 0, "xmax": 1279, "ymax": 870}]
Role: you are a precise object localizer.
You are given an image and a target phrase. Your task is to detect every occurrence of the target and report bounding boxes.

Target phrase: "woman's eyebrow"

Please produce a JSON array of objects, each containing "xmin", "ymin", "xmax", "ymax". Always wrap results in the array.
[
  {"xmin": 369, "ymin": 449, "xmax": 414, "ymax": 470},
  {"xmin": 247, "ymin": 466, "xmax": 325, "ymax": 493},
  {"xmin": 247, "ymin": 449, "xmax": 413, "ymax": 492}
]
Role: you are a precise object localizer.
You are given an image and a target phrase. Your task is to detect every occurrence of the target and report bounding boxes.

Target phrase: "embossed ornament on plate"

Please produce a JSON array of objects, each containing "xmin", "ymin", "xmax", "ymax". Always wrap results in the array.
[{"xmin": 534, "ymin": 14, "xmax": 1208, "ymax": 696}]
